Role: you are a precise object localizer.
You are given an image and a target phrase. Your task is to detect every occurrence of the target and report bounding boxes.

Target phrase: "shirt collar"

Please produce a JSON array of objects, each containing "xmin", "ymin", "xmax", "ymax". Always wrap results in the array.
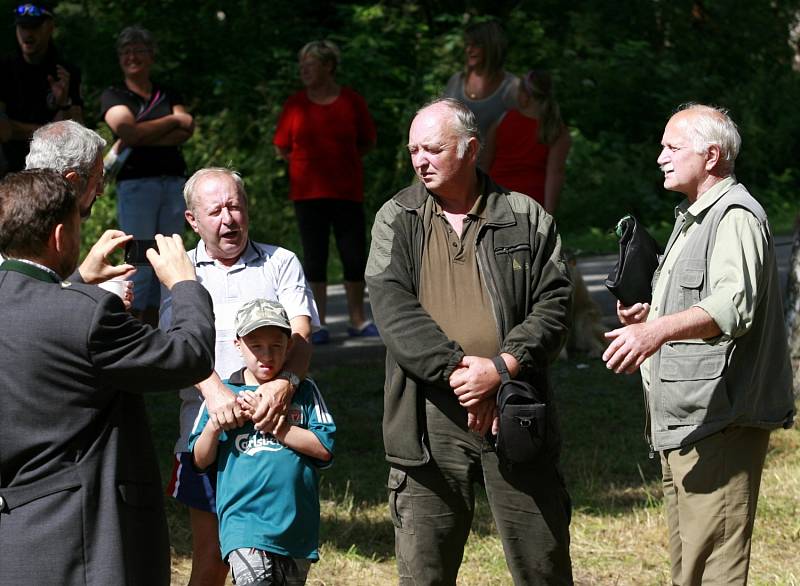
[
  {"xmin": 0, "ymin": 258, "xmax": 61, "ymax": 283},
  {"xmin": 675, "ymin": 176, "xmax": 737, "ymax": 221},
  {"xmin": 430, "ymin": 175, "xmax": 488, "ymax": 219},
  {"xmin": 194, "ymin": 239, "xmax": 261, "ymax": 268},
  {"xmin": 228, "ymin": 367, "xmax": 248, "ymax": 386}
]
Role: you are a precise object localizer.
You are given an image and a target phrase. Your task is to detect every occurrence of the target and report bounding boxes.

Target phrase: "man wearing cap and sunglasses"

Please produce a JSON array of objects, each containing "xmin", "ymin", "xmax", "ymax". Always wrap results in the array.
[{"xmin": 0, "ymin": 2, "xmax": 84, "ymax": 175}]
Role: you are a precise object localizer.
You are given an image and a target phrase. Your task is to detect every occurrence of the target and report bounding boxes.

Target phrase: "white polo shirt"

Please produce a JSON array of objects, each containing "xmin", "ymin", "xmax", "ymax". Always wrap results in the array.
[{"xmin": 160, "ymin": 239, "xmax": 320, "ymax": 452}]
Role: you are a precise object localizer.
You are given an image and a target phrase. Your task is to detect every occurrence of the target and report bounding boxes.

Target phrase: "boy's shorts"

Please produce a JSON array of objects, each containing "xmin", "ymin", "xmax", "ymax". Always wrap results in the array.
[
  {"xmin": 166, "ymin": 452, "xmax": 217, "ymax": 513},
  {"xmin": 228, "ymin": 548, "xmax": 312, "ymax": 586}
]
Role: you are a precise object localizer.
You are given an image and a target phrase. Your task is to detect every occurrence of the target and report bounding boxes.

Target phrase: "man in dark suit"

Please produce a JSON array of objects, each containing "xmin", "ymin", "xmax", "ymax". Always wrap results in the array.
[{"xmin": 0, "ymin": 169, "xmax": 216, "ymax": 585}]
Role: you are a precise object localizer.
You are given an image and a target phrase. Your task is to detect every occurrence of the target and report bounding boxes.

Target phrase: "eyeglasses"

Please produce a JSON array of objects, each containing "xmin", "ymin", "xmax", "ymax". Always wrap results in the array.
[
  {"xmin": 15, "ymin": 4, "xmax": 52, "ymax": 17},
  {"xmin": 118, "ymin": 47, "xmax": 151, "ymax": 57}
]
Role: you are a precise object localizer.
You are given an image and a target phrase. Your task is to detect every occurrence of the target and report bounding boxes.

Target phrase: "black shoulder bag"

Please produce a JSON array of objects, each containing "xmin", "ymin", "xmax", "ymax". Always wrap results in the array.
[
  {"xmin": 492, "ymin": 356, "xmax": 547, "ymax": 466},
  {"xmin": 604, "ymin": 215, "xmax": 661, "ymax": 307}
]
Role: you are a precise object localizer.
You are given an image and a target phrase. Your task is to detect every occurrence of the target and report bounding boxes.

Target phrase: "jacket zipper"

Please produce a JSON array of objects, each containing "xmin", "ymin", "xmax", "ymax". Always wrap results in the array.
[{"xmin": 476, "ymin": 227, "xmax": 505, "ymax": 346}]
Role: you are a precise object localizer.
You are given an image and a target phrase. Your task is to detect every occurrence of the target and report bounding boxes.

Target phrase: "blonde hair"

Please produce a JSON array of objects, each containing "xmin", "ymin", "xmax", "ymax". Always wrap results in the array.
[
  {"xmin": 183, "ymin": 168, "xmax": 246, "ymax": 210},
  {"xmin": 522, "ymin": 70, "xmax": 564, "ymax": 145}
]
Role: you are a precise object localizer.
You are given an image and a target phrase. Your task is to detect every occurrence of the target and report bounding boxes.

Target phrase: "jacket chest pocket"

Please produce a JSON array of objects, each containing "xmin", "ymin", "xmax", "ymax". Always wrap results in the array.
[{"xmin": 494, "ymin": 243, "xmax": 531, "ymax": 273}]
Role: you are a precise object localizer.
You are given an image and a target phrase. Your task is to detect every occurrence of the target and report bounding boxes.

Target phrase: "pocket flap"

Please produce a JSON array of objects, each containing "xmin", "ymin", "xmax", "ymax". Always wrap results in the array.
[
  {"xmin": 660, "ymin": 344, "xmax": 727, "ymax": 381},
  {"xmin": 387, "ymin": 468, "xmax": 407, "ymax": 491},
  {"xmin": 679, "ymin": 269, "xmax": 704, "ymax": 289},
  {"xmin": 118, "ymin": 482, "xmax": 161, "ymax": 508}
]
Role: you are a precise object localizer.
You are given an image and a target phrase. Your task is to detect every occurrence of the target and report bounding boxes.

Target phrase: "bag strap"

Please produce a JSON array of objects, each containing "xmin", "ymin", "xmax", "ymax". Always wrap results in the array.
[
  {"xmin": 135, "ymin": 89, "xmax": 163, "ymax": 121},
  {"xmin": 492, "ymin": 355, "xmax": 510, "ymax": 383}
]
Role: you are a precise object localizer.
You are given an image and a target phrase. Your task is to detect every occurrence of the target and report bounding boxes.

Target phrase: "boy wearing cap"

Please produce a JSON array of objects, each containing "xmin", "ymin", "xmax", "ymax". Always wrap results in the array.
[{"xmin": 189, "ymin": 298, "xmax": 335, "ymax": 586}]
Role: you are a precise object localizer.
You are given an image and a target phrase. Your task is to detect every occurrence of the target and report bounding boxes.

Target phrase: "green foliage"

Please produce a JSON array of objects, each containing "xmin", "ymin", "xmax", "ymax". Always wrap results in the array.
[{"xmin": 34, "ymin": 0, "xmax": 800, "ymax": 259}]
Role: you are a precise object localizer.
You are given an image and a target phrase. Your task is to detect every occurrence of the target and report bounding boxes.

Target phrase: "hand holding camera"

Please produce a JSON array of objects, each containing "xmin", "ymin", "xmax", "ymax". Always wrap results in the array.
[
  {"xmin": 79, "ymin": 230, "xmax": 135, "ymax": 284},
  {"xmin": 144, "ymin": 234, "xmax": 196, "ymax": 289}
]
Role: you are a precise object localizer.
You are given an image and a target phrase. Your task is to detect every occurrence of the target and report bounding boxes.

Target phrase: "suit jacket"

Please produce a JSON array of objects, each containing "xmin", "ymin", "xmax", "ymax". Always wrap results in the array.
[{"xmin": 0, "ymin": 261, "xmax": 215, "ymax": 585}]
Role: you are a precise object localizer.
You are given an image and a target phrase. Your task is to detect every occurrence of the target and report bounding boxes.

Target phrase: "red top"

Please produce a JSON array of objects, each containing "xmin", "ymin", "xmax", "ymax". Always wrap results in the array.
[
  {"xmin": 273, "ymin": 87, "xmax": 376, "ymax": 202},
  {"xmin": 489, "ymin": 109, "xmax": 549, "ymax": 205}
]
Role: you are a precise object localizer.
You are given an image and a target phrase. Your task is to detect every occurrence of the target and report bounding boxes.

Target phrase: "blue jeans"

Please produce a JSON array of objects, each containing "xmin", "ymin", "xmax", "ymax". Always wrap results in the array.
[{"xmin": 117, "ymin": 176, "xmax": 187, "ymax": 310}]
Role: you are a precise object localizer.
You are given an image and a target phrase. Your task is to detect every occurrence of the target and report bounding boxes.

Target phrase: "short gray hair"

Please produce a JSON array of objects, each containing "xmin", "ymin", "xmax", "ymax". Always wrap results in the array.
[
  {"xmin": 116, "ymin": 25, "xmax": 157, "ymax": 54},
  {"xmin": 674, "ymin": 103, "xmax": 741, "ymax": 173},
  {"xmin": 183, "ymin": 167, "xmax": 247, "ymax": 210},
  {"xmin": 298, "ymin": 40, "xmax": 340, "ymax": 73},
  {"xmin": 25, "ymin": 121, "xmax": 106, "ymax": 192},
  {"xmin": 417, "ymin": 98, "xmax": 481, "ymax": 158}
]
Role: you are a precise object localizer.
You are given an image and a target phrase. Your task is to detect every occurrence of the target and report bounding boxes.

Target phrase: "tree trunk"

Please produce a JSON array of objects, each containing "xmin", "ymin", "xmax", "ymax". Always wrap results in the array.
[{"xmin": 785, "ymin": 215, "xmax": 800, "ymax": 393}]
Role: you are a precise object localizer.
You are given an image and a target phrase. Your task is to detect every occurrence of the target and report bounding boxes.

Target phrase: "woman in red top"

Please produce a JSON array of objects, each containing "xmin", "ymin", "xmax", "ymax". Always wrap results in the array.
[
  {"xmin": 274, "ymin": 40, "xmax": 377, "ymax": 344},
  {"xmin": 485, "ymin": 69, "xmax": 571, "ymax": 214}
]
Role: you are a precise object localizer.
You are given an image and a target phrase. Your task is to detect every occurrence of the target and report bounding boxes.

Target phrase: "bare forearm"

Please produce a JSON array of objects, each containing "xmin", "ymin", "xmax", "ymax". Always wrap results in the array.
[
  {"xmin": 0, "ymin": 119, "xmax": 11, "ymax": 143},
  {"xmin": 279, "ymin": 427, "xmax": 330, "ymax": 461},
  {"xmin": 9, "ymin": 120, "xmax": 39, "ymax": 141},
  {"xmin": 116, "ymin": 116, "xmax": 180, "ymax": 146},
  {"xmin": 284, "ymin": 316, "xmax": 312, "ymax": 379},
  {"xmin": 284, "ymin": 336, "xmax": 311, "ymax": 379},
  {"xmin": 54, "ymin": 106, "xmax": 83, "ymax": 124},
  {"xmin": 651, "ymin": 306, "xmax": 722, "ymax": 345},
  {"xmin": 149, "ymin": 128, "xmax": 192, "ymax": 146},
  {"xmin": 195, "ymin": 371, "xmax": 226, "ymax": 400},
  {"xmin": 192, "ymin": 425, "xmax": 221, "ymax": 470},
  {"xmin": 543, "ymin": 171, "xmax": 565, "ymax": 215}
]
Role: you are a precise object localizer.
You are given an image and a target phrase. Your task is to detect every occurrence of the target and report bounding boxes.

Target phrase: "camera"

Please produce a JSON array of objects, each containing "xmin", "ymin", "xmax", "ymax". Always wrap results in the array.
[{"xmin": 124, "ymin": 239, "xmax": 158, "ymax": 266}]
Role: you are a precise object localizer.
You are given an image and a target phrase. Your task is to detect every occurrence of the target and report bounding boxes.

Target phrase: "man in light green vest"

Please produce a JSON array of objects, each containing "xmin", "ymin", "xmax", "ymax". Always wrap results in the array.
[{"xmin": 602, "ymin": 103, "xmax": 795, "ymax": 586}]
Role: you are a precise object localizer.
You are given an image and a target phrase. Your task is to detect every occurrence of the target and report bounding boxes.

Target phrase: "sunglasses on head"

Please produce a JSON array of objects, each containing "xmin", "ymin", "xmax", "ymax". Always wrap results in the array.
[{"xmin": 15, "ymin": 4, "xmax": 52, "ymax": 17}]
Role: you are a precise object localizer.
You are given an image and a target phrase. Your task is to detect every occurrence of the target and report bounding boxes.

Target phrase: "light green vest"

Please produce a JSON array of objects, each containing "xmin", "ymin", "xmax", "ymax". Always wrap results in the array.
[{"xmin": 647, "ymin": 184, "xmax": 795, "ymax": 451}]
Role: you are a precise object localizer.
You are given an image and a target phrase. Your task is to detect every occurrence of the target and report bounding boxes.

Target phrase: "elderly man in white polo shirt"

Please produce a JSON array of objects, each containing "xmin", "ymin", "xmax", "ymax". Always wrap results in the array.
[{"xmin": 159, "ymin": 167, "xmax": 319, "ymax": 586}]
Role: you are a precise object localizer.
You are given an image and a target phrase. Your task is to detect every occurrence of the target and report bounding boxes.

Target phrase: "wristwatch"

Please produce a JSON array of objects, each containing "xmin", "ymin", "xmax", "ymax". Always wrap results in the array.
[{"xmin": 278, "ymin": 370, "xmax": 300, "ymax": 389}]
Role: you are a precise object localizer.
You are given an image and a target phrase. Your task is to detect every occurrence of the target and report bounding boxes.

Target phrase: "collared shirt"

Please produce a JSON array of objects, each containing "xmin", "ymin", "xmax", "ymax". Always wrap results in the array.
[
  {"xmin": 12, "ymin": 258, "xmax": 60, "ymax": 281},
  {"xmin": 642, "ymin": 177, "xmax": 767, "ymax": 384},
  {"xmin": 160, "ymin": 239, "xmax": 320, "ymax": 452},
  {"xmin": 418, "ymin": 192, "xmax": 500, "ymax": 358}
]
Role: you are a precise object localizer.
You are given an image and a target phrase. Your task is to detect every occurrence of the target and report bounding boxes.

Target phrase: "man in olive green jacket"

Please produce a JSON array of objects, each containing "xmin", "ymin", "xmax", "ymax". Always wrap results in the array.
[{"xmin": 366, "ymin": 98, "xmax": 573, "ymax": 585}]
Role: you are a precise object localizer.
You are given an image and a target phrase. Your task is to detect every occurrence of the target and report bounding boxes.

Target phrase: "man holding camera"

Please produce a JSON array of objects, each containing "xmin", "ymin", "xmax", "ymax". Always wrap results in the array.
[
  {"xmin": 365, "ymin": 99, "xmax": 573, "ymax": 585},
  {"xmin": 0, "ymin": 169, "xmax": 215, "ymax": 585}
]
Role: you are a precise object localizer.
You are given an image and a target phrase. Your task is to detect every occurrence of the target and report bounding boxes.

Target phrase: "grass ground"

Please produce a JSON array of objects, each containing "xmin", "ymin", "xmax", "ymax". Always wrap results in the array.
[{"xmin": 146, "ymin": 356, "xmax": 800, "ymax": 586}]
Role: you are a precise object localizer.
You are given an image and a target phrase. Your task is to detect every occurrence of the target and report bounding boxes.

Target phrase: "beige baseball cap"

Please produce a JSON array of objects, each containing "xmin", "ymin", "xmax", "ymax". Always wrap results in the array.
[{"xmin": 234, "ymin": 298, "xmax": 292, "ymax": 337}]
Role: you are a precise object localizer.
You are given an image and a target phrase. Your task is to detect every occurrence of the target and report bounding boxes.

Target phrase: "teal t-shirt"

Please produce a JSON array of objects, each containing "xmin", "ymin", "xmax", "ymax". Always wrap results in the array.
[{"xmin": 188, "ymin": 369, "xmax": 336, "ymax": 560}]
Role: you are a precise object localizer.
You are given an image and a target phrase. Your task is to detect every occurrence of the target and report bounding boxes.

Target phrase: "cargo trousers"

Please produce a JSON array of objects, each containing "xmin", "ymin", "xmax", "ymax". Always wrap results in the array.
[{"xmin": 388, "ymin": 394, "xmax": 573, "ymax": 585}]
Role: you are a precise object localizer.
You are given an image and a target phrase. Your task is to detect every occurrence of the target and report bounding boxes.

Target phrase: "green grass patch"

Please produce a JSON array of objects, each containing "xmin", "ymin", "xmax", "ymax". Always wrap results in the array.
[{"xmin": 146, "ymin": 355, "xmax": 799, "ymax": 585}]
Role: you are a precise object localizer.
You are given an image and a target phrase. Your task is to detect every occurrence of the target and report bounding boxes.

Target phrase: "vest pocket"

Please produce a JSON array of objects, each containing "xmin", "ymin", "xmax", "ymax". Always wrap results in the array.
[
  {"xmin": 679, "ymin": 266, "xmax": 704, "ymax": 308},
  {"xmin": 659, "ymin": 341, "xmax": 732, "ymax": 425}
]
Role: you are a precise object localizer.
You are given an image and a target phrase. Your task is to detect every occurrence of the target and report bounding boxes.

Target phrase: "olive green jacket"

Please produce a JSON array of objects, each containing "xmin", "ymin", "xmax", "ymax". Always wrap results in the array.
[{"xmin": 365, "ymin": 173, "xmax": 572, "ymax": 466}]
